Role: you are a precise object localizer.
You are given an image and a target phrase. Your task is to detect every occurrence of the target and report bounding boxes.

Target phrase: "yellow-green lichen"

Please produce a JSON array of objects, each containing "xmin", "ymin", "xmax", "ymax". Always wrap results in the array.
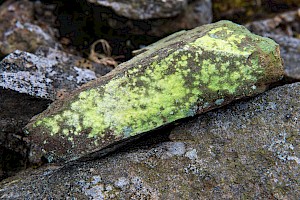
[
  {"xmin": 32, "ymin": 21, "xmax": 280, "ymax": 141},
  {"xmin": 35, "ymin": 50, "xmax": 203, "ymax": 138}
]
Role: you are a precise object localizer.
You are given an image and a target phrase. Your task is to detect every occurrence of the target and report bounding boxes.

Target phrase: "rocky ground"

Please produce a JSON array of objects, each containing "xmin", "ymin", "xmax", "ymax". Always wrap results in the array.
[{"xmin": 0, "ymin": 0, "xmax": 299, "ymax": 199}]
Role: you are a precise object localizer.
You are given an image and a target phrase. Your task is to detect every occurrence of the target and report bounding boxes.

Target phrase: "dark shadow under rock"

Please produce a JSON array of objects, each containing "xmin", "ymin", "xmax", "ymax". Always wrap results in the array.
[{"xmin": 0, "ymin": 88, "xmax": 51, "ymax": 138}]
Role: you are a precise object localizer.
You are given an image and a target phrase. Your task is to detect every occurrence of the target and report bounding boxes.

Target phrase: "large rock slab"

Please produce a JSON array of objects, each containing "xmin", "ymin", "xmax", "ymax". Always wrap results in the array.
[
  {"xmin": 24, "ymin": 21, "xmax": 283, "ymax": 165},
  {"xmin": 1, "ymin": 82, "xmax": 299, "ymax": 199}
]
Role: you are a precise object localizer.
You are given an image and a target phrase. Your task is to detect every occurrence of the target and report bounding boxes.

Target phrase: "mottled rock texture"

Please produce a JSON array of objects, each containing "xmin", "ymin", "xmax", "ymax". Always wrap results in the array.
[
  {"xmin": 24, "ymin": 21, "xmax": 283, "ymax": 165},
  {"xmin": 266, "ymin": 34, "xmax": 300, "ymax": 81},
  {"xmin": 1, "ymin": 82, "xmax": 299, "ymax": 199},
  {"xmin": 89, "ymin": 0, "xmax": 188, "ymax": 20},
  {"xmin": 0, "ymin": 0, "xmax": 59, "ymax": 56},
  {"xmin": 0, "ymin": 47, "xmax": 113, "ymax": 139},
  {"xmin": 91, "ymin": 0, "xmax": 212, "ymax": 37},
  {"xmin": 246, "ymin": 9, "xmax": 300, "ymax": 81},
  {"xmin": 0, "ymin": 49, "xmax": 110, "ymax": 101},
  {"xmin": 0, "ymin": 48, "xmax": 113, "ymax": 180}
]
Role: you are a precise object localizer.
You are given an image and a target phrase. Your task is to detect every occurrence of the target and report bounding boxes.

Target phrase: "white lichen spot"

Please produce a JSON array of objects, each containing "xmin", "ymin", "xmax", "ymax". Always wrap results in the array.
[
  {"xmin": 114, "ymin": 177, "xmax": 129, "ymax": 189},
  {"xmin": 185, "ymin": 149, "xmax": 198, "ymax": 160}
]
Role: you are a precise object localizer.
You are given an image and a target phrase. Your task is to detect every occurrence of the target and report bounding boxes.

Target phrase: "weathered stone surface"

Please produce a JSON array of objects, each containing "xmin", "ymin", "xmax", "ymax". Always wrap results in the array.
[
  {"xmin": 24, "ymin": 21, "xmax": 283, "ymax": 165},
  {"xmin": 89, "ymin": 0, "xmax": 187, "ymax": 20},
  {"xmin": 213, "ymin": 0, "xmax": 300, "ymax": 23},
  {"xmin": 246, "ymin": 9, "xmax": 300, "ymax": 81},
  {"xmin": 92, "ymin": 0, "xmax": 212, "ymax": 37},
  {"xmin": 0, "ymin": 0, "xmax": 59, "ymax": 56},
  {"xmin": 0, "ymin": 47, "xmax": 113, "ymax": 136},
  {"xmin": 0, "ymin": 48, "xmax": 113, "ymax": 179},
  {"xmin": 1, "ymin": 82, "xmax": 299, "ymax": 199},
  {"xmin": 0, "ymin": 50, "xmax": 98, "ymax": 101},
  {"xmin": 265, "ymin": 34, "xmax": 300, "ymax": 81},
  {"xmin": 246, "ymin": 9, "xmax": 300, "ymax": 36}
]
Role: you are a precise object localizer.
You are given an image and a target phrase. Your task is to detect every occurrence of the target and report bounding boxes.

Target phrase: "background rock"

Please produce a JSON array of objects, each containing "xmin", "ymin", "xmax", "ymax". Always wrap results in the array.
[
  {"xmin": 213, "ymin": 0, "xmax": 300, "ymax": 23},
  {"xmin": 92, "ymin": 0, "xmax": 212, "ymax": 37},
  {"xmin": 1, "ymin": 82, "xmax": 299, "ymax": 199},
  {"xmin": 88, "ymin": 0, "xmax": 188, "ymax": 20},
  {"xmin": 0, "ymin": 0, "xmax": 60, "ymax": 56},
  {"xmin": 265, "ymin": 34, "xmax": 300, "ymax": 81}
]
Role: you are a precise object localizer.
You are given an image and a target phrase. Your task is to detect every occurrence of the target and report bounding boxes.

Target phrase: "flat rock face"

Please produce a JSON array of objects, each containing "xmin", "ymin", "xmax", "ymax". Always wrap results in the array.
[
  {"xmin": 24, "ymin": 21, "xmax": 283, "ymax": 165},
  {"xmin": 1, "ymin": 82, "xmax": 299, "ymax": 199}
]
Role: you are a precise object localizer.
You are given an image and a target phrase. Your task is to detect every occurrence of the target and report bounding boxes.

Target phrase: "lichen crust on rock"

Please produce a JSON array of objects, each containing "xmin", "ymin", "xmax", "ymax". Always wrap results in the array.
[{"xmin": 24, "ymin": 20, "xmax": 283, "ymax": 164}]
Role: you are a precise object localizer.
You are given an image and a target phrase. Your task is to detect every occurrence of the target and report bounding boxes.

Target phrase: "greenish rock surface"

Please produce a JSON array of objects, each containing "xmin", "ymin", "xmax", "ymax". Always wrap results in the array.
[
  {"xmin": 1, "ymin": 82, "xmax": 299, "ymax": 199},
  {"xmin": 24, "ymin": 20, "xmax": 283, "ymax": 164}
]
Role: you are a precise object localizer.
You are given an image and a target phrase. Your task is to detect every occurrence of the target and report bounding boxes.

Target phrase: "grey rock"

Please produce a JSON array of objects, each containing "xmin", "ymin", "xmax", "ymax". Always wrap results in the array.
[
  {"xmin": 0, "ymin": 50, "xmax": 97, "ymax": 101},
  {"xmin": 245, "ymin": 9, "xmax": 300, "ymax": 36},
  {"xmin": 1, "ymin": 82, "xmax": 299, "ymax": 199},
  {"xmin": 92, "ymin": 0, "xmax": 212, "ymax": 37},
  {"xmin": 88, "ymin": 0, "xmax": 188, "ymax": 20}
]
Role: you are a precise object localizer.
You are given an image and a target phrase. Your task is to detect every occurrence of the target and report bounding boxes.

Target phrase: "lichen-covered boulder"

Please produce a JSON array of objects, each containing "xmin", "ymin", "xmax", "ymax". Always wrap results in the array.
[
  {"xmin": 1, "ymin": 82, "xmax": 299, "ymax": 199},
  {"xmin": 24, "ymin": 20, "xmax": 284, "ymax": 164}
]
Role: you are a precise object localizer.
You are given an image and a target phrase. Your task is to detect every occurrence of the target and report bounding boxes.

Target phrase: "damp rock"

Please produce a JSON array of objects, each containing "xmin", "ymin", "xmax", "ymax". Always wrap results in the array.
[
  {"xmin": 1, "ymin": 82, "xmax": 299, "ymax": 199},
  {"xmin": 24, "ymin": 21, "xmax": 283, "ymax": 165}
]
